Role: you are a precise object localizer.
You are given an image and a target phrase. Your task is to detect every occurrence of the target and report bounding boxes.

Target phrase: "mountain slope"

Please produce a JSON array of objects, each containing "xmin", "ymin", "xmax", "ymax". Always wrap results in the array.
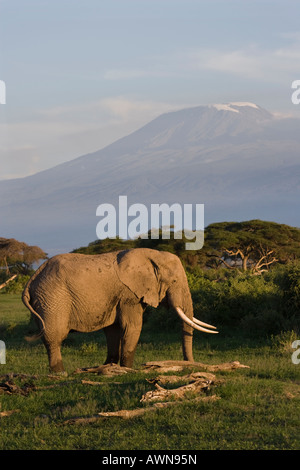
[{"xmin": 0, "ymin": 102, "xmax": 299, "ymax": 254}]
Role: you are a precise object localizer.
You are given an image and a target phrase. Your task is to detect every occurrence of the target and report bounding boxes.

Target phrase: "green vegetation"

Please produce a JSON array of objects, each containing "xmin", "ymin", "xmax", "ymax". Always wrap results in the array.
[
  {"xmin": 0, "ymin": 276, "xmax": 300, "ymax": 450},
  {"xmin": 203, "ymin": 220, "xmax": 300, "ymax": 271},
  {"xmin": 0, "ymin": 220, "xmax": 299, "ymax": 450},
  {"xmin": 73, "ymin": 219, "xmax": 300, "ymax": 273}
]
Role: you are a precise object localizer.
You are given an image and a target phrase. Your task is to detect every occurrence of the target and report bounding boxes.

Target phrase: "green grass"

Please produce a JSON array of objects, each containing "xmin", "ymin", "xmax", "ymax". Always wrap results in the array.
[{"xmin": 0, "ymin": 294, "xmax": 299, "ymax": 450}]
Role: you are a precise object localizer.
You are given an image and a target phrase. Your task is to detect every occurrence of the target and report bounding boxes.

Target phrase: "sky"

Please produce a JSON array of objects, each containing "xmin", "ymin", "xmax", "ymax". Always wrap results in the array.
[{"xmin": 0, "ymin": 0, "xmax": 300, "ymax": 180}]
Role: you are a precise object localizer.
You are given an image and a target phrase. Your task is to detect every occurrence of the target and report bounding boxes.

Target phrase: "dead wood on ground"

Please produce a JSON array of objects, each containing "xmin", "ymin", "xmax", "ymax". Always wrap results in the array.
[
  {"xmin": 0, "ymin": 409, "xmax": 20, "ymax": 418},
  {"xmin": 73, "ymin": 363, "xmax": 135, "ymax": 376},
  {"xmin": 146, "ymin": 371, "xmax": 217, "ymax": 385},
  {"xmin": 81, "ymin": 379, "xmax": 122, "ymax": 386},
  {"xmin": 141, "ymin": 378, "xmax": 213, "ymax": 403},
  {"xmin": 141, "ymin": 360, "xmax": 250, "ymax": 372},
  {"xmin": 0, "ymin": 380, "xmax": 36, "ymax": 395},
  {"xmin": 72, "ymin": 360, "xmax": 249, "ymax": 377},
  {"xmin": 63, "ymin": 395, "xmax": 220, "ymax": 425}
]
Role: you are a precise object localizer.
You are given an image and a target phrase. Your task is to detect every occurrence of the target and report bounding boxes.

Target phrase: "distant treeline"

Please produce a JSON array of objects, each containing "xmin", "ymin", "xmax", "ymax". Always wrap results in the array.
[
  {"xmin": 73, "ymin": 219, "xmax": 300, "ymax": 275},
  {"xmin": 1, "ymin": 220, "xmax": 300, "ymax": 336}
]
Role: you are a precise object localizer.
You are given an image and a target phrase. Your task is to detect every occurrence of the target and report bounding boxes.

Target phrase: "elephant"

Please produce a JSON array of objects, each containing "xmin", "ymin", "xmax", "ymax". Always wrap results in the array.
[{"xmin": 22, "ymin": 248, "xmax": 218, "ymax": 372}]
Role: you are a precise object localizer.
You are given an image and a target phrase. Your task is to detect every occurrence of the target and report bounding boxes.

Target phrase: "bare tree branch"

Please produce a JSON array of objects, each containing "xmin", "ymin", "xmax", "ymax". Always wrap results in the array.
[{"xmin": 0, "ymin": 274, "xmax": 17, "ymax": 291}]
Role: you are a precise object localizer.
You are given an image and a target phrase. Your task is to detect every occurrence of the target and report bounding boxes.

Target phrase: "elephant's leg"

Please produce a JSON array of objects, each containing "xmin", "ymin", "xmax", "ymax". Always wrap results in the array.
[
  {"xmin": 42, "ymin": 320, "xmax": 69, "ymax": 373},
  {"xmin": 119, "ymin": 303, "xmax": 143, "ymax": 368},
  {"xmin": 103, "ymin": 323, "xmax": 122, "ymax": 364},
  {"xmin": 43, "ymin": 336, "xmax": 65, "ymax": 372}
]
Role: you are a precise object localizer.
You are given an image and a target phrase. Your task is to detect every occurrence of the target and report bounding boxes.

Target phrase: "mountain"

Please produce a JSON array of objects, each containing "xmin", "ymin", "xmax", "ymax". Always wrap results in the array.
[{"xmin": 1, "ymin": 102, "xmax": 300, "ymax": 255}]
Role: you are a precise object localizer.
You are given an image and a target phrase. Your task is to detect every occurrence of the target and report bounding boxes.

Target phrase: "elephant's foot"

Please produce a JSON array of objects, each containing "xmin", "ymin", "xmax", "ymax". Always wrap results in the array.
[
  {"xmin": 49, "ymin": 358, "xmax": 65, "ymax": 374},
  {"xmin": 120, "ymin": 353, "xmax": 135, "ymax": 368}
]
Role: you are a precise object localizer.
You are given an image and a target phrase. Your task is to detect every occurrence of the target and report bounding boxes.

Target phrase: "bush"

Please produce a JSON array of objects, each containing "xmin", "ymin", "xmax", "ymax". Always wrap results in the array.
[
  {"xmin": 185, "ymin": 265, "xmax": 300, "ymax": 337},
  {"xmin": 143, "ymin": 267, "xmax": 292, "ymax": 338},
  {"xmin": 278, "ymin": 262, "xmax": 300, "ymax": 313},
  {"xmin": 0, "ymin": 274, "xmax": 30, "ymax": 294},
  {"xmin": 271, "ymin": 330, "xmax": 299, "ymax": 354}
]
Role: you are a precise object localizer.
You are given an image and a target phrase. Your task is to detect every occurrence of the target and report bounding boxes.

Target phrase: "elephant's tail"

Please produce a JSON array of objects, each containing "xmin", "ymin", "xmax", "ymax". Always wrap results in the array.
[{"xmin": 22, "ymin": 262, "xmax": 47, "ymax": 342}]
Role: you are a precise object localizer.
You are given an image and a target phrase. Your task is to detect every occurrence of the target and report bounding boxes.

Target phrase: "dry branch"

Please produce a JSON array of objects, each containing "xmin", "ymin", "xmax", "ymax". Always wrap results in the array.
[
  {"xmin": 81, "ymin": 379, "xmax": 122, "ymax": 386},
  {"xmin": 0, "ymin": 380, "xmax": 35, "ymax": 395},
  {"xmin": 141, "ymin": 360, "xmax": 250, "ymax": 372},
  {"xmin": 73, "ymin": 360, "xmax": 249, "ymax": 377},
  {"xmin": 63, "ymin": 395, "xmax": 220, "ymax": 425},
  {"xmin": 74, "ymin": 363, "xmax": 134, "ymax": 376},
  {"xmin": 0, "ymin": 409, "xmax": 20, "ymax": 418},
  {"xmin": 140, "ymin": 379, "xmax": 212, "ymax": 403},
  {"xmin": 0, "ymin": 274, "xmax": 17, "ymax": 290},
  {"xmin": 62, "ymin": 359, "xmax": 249, "ymax": 425},
  {"xmin": 147, "ymin": 371, "xmax": 216, "ymax": 385}
]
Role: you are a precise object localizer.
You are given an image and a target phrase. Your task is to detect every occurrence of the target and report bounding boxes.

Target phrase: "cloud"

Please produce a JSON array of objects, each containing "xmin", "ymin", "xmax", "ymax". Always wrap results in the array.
[
  {"xmin": 2, "ymin": 33, "xmax": 300, "ymax": 180},
  {"xmin": 101, "ymin": 35, "xmax": 300, "ymax": 84},
  {"xmin": 188, "ymin": 36, "xmax": 300, "ymax": 82},
  {"xmin": 196, "ymin": 48, "xmax": 265, "ymax": 79}
]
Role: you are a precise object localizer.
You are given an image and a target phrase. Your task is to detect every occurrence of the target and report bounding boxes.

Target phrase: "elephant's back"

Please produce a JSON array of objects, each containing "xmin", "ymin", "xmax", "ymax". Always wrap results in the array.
[{"xmin": 38, "ymin": 251, "xmax": 119, "ymax": 275}]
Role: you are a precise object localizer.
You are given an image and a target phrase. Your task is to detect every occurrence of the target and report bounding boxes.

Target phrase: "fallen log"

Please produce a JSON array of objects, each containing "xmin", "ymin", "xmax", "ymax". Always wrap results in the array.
[
  {"xmin": 141, "ymin": 379, "xmax": 212, "ymax": 403},
  {"xmin": 73, "ymin": 363, "xmax": 134, "ymax": 376},
  {"xmin": 142, "ymin": 360, "xmax": 250, "ymax": 372},
  {"xmin": 73, "ymin": 360, "xmax": 249, "ymax": 377},
  {"xmin": 147, "ymin": 371, "xmax": 216, "ymax": 385},
  {"xmin": 81, "ymin": 379, "xmax": 122, "ymax": 386},
  {"xmin": 63, "ymin": 395, "xmax": 220, "ymax": 425}
]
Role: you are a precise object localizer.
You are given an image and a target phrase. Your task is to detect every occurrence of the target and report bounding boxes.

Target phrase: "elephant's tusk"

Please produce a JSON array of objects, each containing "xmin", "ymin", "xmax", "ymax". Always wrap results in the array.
[
  {"xmin": 176, "ymin": 307, "xmax": 218, "ymax": 334},
  {"xmin": 193, "ymin": 317, "xmax": 217, "ymax": 330}
]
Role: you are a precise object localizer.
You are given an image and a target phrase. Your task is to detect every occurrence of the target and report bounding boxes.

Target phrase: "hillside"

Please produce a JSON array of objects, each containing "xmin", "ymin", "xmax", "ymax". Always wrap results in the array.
[{"xmin": 0, "ymin": 102, "xmax": 300, "ymax": 254}]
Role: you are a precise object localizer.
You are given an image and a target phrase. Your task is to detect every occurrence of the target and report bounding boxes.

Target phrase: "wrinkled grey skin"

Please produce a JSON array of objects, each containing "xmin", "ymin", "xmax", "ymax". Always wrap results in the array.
[{"xmin": 22, "ymin": 248, "xmax": 196, "ymax": 372}]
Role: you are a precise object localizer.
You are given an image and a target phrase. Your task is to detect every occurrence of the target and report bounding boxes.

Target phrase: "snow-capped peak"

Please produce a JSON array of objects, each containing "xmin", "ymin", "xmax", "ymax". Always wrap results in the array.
[
  {"xmin": 229, "ymin": 102, "xmax": 259, "ymax": 109},
  {"xmin": 210, "ymin": 102, "xmax": 259, "ymax": 114},
  {"xmin": 211, "ymin": 103, "xmax": 239, "ymax": 113}
]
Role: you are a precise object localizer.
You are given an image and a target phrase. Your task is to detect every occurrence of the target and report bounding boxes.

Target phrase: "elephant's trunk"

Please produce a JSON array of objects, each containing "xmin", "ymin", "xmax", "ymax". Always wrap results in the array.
[
  {"xmin": 167, "ymin": 283, "xmax": 218, "ymax": 363},
  {"xmin": 181, "ymin": 308, "xmax": 195, "ymax": 362},
  {"xmin": 167, "ymin": 284, "xmax": 195, "ymax": 362}
]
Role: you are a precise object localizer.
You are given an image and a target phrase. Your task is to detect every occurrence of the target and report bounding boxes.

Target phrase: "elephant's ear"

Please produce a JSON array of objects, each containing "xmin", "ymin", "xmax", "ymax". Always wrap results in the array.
[{"xmin": 115, "ymin": 250, "xmax": 160, "ymax": 307}]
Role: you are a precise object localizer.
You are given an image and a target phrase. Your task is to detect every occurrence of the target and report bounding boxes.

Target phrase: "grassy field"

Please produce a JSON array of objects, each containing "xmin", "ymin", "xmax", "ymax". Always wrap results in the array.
[{"xmin": 0, "ymin": 293, "xmax": 299, "ymax": 451}]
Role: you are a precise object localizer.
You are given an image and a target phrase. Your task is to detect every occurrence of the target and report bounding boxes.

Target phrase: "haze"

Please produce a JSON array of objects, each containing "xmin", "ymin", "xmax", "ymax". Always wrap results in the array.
[{"xmin": 1, "ymin": 0, "xmax": 300, "ymax": 180}]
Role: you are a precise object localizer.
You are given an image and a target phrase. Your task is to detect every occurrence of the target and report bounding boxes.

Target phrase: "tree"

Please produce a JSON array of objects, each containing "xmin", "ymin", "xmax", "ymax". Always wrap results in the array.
[
  {"xmin": 71, "ymin": 220, "xmax": 300, "ymax": 274},
  {"xmin": 0, "ymin": 238, "xmax": 47, "ymax": 275},
  {"xmin": 203, "ymin": 220, "xmax": 300, "ymax": 274}
]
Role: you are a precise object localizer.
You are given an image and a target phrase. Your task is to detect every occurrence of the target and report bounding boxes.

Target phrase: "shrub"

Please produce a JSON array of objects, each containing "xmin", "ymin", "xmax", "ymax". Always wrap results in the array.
[
  {"xmin": 0, "ymin": 275, "xmax": 30, "ymax": 294},
  {"xmin": 185, "ymin": 265, "xmax": 299, "ymax": 337},
  {"xmin": 271, "ymin": 330, "xmax": 299, "ymax": 354}
]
